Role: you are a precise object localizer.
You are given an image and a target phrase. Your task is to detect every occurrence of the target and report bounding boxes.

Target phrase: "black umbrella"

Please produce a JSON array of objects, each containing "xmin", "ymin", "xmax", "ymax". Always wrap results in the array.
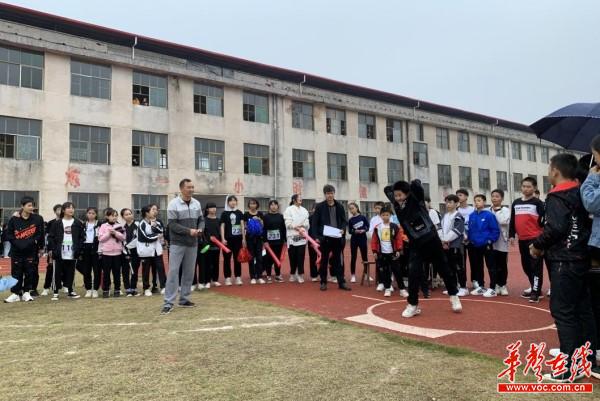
[{"xmin": 530, "ymin": 102, "xmax": 600, "ymax": 152}]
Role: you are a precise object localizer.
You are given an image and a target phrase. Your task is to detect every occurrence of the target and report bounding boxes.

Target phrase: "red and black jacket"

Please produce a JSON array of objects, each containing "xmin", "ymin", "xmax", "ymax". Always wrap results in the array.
[
  {"xmin": 371, "ymin": 222, "xmax": 404, "ymax": 254},
  {"xmin": 509, "ymin": 197, "xmax": 544, "ymax": 241}
]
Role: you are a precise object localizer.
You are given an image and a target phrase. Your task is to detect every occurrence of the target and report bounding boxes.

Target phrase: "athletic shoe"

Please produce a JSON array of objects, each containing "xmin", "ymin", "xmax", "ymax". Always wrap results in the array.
[
  {"xmin": 126, "ymin": 292, "xmax": 133, "ymax": 297},
  {"xmin": 51, "ymin": 293, "xmax": 59, "ymax": 301},
  {"xmin": 235, "ymin": 277, "xmax": 243, "ymax": 286},
  {"xmin": 4, "ymin": 293, "xmax": 20, "ymax": 303},
  {"xmin": 471, "ymin": 280, "xmax": 480, "ymax": 290},
  {"xmin": 197, "ymin": 284, "xmax": 206, "ymax": 290},
  {"xmin": 443, "ymin": 290, "xmax": 449, "ymax": 295},
  {"xmin": 212, "ymin": 281, "xmax": 221, "ymax": 287},
  {"xmin": 521, "ymin": 287, "xmax": 532, "ymax": 297},
  {"xmin": 62, "ymin": 287, "xmax": 69, "ymax": 294},
  {"xmin": 529, "ymin": 293, "xmax": 541, "ymax": 303},
  {"xmin": 250, "ymin": 279, "xmax": 257, "ymax": 285},
  {"xmin": 547, "ymin": 288, "xmax": 551, "ymax": 297},
  {"xmin": 275, "ymin": 276, "xmax": 284, "ymax": 283},
  {"xmin": 30, "ymin": 290, "xmax": 39, "ymax": 297},
  {"xmin": 179, "ymin": 301, "xmax": 196, "ymax": 308},
  {"xmin": 320, "ymin": 283, "xmax": 327, "ymax": 291},
  {"xmin": 68, "ymin": 292, "xmax": 81, "ymax": 299},
  {"xmin": 311, "ymin": 277, "xmax": 319, "ymax": 282},
  {"xmin": 41, "ymin": 288, "xmax": 49, "ymax": 296},
  {"xmin": 591, "ymin": 366, "xmax": 600, "ymax": 380},
  {"xmin": 350, "ymin": 275, "xmax": 356, "ymax": 283},
  {"xmin": 161, "ymin": 305, "xmax": 173, "ymax": 315},
  {"xmin": 384, "ymin": 288, "xmax": 392, "ymax": 297},
  {"xmin": 113, "ymin": 291, "xmax": 121, "ymax": 298},
  {"xmin": 399, "ymin": 289, "xmax": 409, "ymax": 298},
  {"xmin": 297, "ymin": 275, "xmax": 305, "ymax": 284},
  {"xmin": 92, "ymin": 290, "xmax": 99, "ymax": 298},
  {"xmin": 450, "ymin": 295, "xmax": 462, "ymax": 312},
  {"xmin": 402, "ymin": 304, "xmax": 421, "ymax": 318},
  {"xmin": 548, "ymin": 348, "xmax": 561, "ymax": 358},
  {"xmin": 376, "ymin": 283, "xmax": 385, "ymax": 292},
  {"xmin": 482, "ymin": 288, "xmax": 497, "ymax": 298},
  {"xmin": 151, "ymin": 287, "xmax": 159, "ymax": 294},
  {"xmin": 543, "ymin": 372, "xmax": 584, "ymax": 383},
  {"xmin": 289, "ymin": 275, "xmax": 297, "ymax": 282},
  {"xmin": 339, "ymin": 284, "xmax": 352, "ymax": 291},
  {"xmin": 191, "ymin": 286, "xmax": 196, "ymax": 292},
  {"xmin": 498, "ymin": 286, "xmax": 509, "ymax": 296},
  {"xmin": 84, "ymin": 290, "xmax": 92, "ymax": 298},
  {"xmin": 258, "ymin": 278, "xmax": 266, "ymax": 284},
  {"xmin": 102, "ymin": 291, "xmax": 110, "ymax": 299},
  {"xmin": 470, "ymin": 287, "xmax": 486, "ymax": 296},
  {"xmin": 423, "ymin": 290, "xmax": 431, "ymax": 299},
  {"xmin": 225, "ymin": 278, "xmax": 233, "ymax": 286},
  {"xmin": 22, "ymin": 292, "xmax": 34, "ymax": 302},
  {"xmin": 330, "ymin": 277, "xmax": 338, "ymax": 284},
  {"xmin": 160, "ymin": 288, "xmax": 165, "ymax": 295},
  {"xmin": 205, "ymin": 283, "xmax": 211, "ymax": 289},
  {"xmin": 144, "ymin": 289, "xmax": 152, "ymax": 297},
  {"xmin": 266, "ymin": 276, "xmax": 273, "ymax": 283}
]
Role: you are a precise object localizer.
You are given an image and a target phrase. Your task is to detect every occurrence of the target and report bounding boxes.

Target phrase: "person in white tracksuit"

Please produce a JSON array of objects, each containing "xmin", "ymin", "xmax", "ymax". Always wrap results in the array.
[{"xmin": 489, "ymin": 189, "xmax": 511, "ymax": 296}]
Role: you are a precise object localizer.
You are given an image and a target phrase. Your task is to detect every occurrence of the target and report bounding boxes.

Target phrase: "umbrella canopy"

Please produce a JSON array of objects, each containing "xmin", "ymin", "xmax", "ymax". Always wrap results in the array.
[{"xmin": 530, "ymin": 103, "xmax": 600, "ymax": 152}]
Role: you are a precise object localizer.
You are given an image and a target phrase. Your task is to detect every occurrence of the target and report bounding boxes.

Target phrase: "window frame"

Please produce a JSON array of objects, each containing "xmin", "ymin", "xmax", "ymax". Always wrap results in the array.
[
  {"xmin": 132, "ymin": 194, "xmax": 168, "ymax": 222},
  {"xmin": 477, "ymin": 135, "xmax": 489, "ymax": 155},
  {"xmin": 70, "ymin": 59, "xmax": 111, "ymax": 99},
  {"xmin": 69, "ymin": 124, "xmax": 111, "ymax": 165},
  {"xmin": 413, "ymin": 142, "xmax": 428, "ymax": 167},
  {"xmin": 67, "ymin": 192, "xmax": 110, "ymax": 220},
  {"xmin": 358, "ymin": 113, "xmax": 376, "ymax": 139},
  {"xmin": 327, "ymin": 152, "xmax": 348, "ymax": 181},
  {"xmin": 292, "ymin": 148, "xmax": 315, "ymax": 179},
  {"xmin": 458, "ymin": 132, "xmax": 470, "ymax": 153},
  {"xmin": 0, "ymin": 45, "xmax": 44, "ymax": 90},
  {"xmin": 243, "ymin": 143, "xmax": 270, "ymax": 175},
  {"xmin": 527, "ymin": 143, "xmax": 537, "ymax": 162},
  {"xmin": 291, "ymin": 102, "xmax": 314, "ymax": 130},
  {"xmin": 478, "ymin": 168, "xmax": 491, "ymax": 191},
  {"xmin": 496, "ymin": 171, "xmax": 508, "ymax": 191},
  {"xmin": 131, "ymin": 130, "xmax": 168, "ymax": 169},
  {"xmin": 386, "ymin": 118, "xmax": 403, "ymax": 143},
  {"xmin": 437, "ymin": 164, "xmax": 452, "ymax": 187},
  {"xmin": 326, "ymin": 108, "xmax": 346, "ymax": 136},
  {"xmin": 193, "ymin": 83, "xmax": 224, "ymax": 117},
  {"xmin": 436, "ymin": 128, "xmax": 450, "ymax": 150},
  {"xmin": 194, "ymin": 138, "xmax": 225, "ymax": 172},
  {"xmin": 387, "ymin": 158, "xmax": 404, "ymax": 184},
  {"xmin": 243, "ymin": 91, "xmax": 269, "ymax": 123},
  {"xmin": 0, "ymin": 115, "xmax": 41, "ymax": 161},
  {"xmin": 496, "ymin": 138, "xmax": 506, "ymax": 158},
  {"xmin": 512, "ymin": 142, "xmax": 522, "ymax": 160},
  {"xmin": 459, "ymin": 166, "xmax": 472, "ymax": 189},
  {"xmin": 359, "ymin": 156, "xmax": 378, "ymax": 183},
  {"xmin": 132, "ymin": 71, "xmax": 167, "ymax": 108}
]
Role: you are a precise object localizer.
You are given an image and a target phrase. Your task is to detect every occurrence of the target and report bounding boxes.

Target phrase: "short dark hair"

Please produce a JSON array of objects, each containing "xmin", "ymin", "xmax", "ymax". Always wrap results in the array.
[
  {"xmin": 20, "ymin": 196, "xmax": 35, "ymax": 207},
  {"xmin": 247, "ymin": 198, "xmax": 259, "ymax": 208},
  {"xmin": 550, "ymin": 153, "xmax": 578, "ymax": 180},
  {"xmin": 323, "ymin": 184, "xmax": 336, "ymax": 194},
  {"xmin": 380, "ymin": 204, "xmax": 393, "ymax": 215},
  {"xmin": 227, "ymin": 195, "xmax": 238, "ymax": 204},
  {"xmin": 204, "ymin": 202, "xmax": 217, "ymax": 217},
  {"xmin": 179, "ymin": 178, "xmax": 192, "ymax": 189},
  {"xmin": 456, "ymin": 189, "xmax": 469, "ymax": 197},
  {"xmin": 474, "ymin": 194, "xmax": 486, "ymax": 202},
  {"xmin": 290, "ymin": 194, "xmax": 300, "ymax": 206},
  {"xmin": 104, "ymin": 207, "xmax": 118, "ymax": 217},
  {"xmin": 522, "ymin": 176, "xmax": 538, "ymax": 187},
  {"xmin": 424, "ymin": 196, "xmax": 431, "ymax": 203},
  {"xmin": 268, "ymin": 199, "xmax": 279, "ymax": 207},
  {"xmin": 120, "ymin": 208, "xmax": 132, "ymax": 217},
  {"xmin": 86, "ymin": 207, "xmax": 98, "ymax": 216},
  {"xmin": 60, "ymin": 202, "xmax": 75, "ymax": 219},
  {"xmin": 374, "ymin": 201, "xmax": 384, "ymax": 208},
  {"xmin": 491, "ymin": 189, "xmax": 505, "ymax": 198},
  {"xmin": 392, "ymin": 181, "xmax": 411, "ymax": 194},
  {"xmin": 141, "ymin": 205, "xmax": 152, "ymax": 219},
  {"xmin": 53, "ymin": 204, "xmax": 62, "ymax": 212},
  {"xmin": 534, "ymin": 189, "xmax": 541, "ymax": 195},
  {"xmin": 445, "ymin": 194, "xmax": 459, "ymax": 203}
]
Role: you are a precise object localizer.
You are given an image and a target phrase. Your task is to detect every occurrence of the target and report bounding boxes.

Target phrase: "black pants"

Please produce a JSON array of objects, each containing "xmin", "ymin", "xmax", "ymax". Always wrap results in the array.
[
  {"xmin": 350, "ymin": 236, "xmax": 368, "ymax": 276},
  {"xmin": 549, "ymin": 261, "xmax": 597, "ymax": 367},
  {"xmin": 319, "ymin": 237, "xmax": 345, "ymax": 286},
  {"xmin": 10, "ymin": 254, "xmax": 36, "ymax": 295},
  {"xmin": 77, "ymin": 243, "xmax": 99, "ymax": 291},
  {"xmin": 378, "ymin": 253, "xmax": 404, "ymax": 289},
  {"xmin": 308, "ymin": 245, "xmax": 319, "ymax": 278},
  {"xmin": 44, "ymin": 254, "xmax": 60, "ymax": 290},
  {"xmin": 121, "ymin": 254, "xmax": 138, "ymax": 291},
  {"xmin": 54, "ymin": 259, "xmax": 76, "ymax": 294},
  {"xmin": 288, "ymin": 244, "xmax": 306, "ymax": 276},
  {"xmin": 445, "ymin": 247, "xmax": 466, "ymax": 289},
  {"xmin": 199, "ymin": 248, "xmax": 220, "ymax": 284},
  {"xmin": 223, "ymin": 238, "xmax": 242, "ymax": 278},
  {"xmin": 32, "ymin": 255, "xmax": 40, "ymax": 291},
  {"xmin": 101, "ymin": 255, "xmax": 122, "ymax": 292},
  {"xmin": 470, "ymin": 245, "xmax": 496, "ymax": 289},
  {"xmin": 265, "ymin": 243, "xmax": 285, "ymax": 277},
  {"xmin": 408, "ymin": 237, "xmax": 458, "ymax": 306},
  {"xmin": 127, "ymin": 250, "xmax": 141, "ymax": 291},
  {"xmin": 494, "ymin": 250, "xmax": 508, "ymax": 287},
  {"xmin": 142, "ymin": 255, "xmax": 166, "ymax": 290},
  {"xmin": 589, "ymin": 272, "xmax": 600, "ymax": 353},
  {"xmin": 247, "ymin": 236, "xmax": 264, "ymax": 280},
  {"xmin": 519, "ymin": 239, "xmax": 544, "ymax": 295}
]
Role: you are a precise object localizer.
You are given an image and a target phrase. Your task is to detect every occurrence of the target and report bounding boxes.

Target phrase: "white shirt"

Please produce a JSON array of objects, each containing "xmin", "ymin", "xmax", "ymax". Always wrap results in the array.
[
  {"xmin": 62, "ymin": 218, "xmax": 75, "ymax": 260},
  {"xmin": 489, "ymin": 206, "xmax": 511, "ymax": 252},
  {"xmin": 441, "ymin": 211, "xmax": 461, "ymax": 244},
  {"xmin": 369, "ymin": 215, "xmax": 383, "ymax": 236},
  {"xmin": 85, "ymin": 222, "xmax": 95, "ymax": 244},
  {"xmin": 428, "ymin": 208, "xmax": 442, "ymax": 238},
  {"xmin": 283, "ymin": 205, "xmax": 310, "ymax": 246},
  {"xmin": 458, "ymin": 205, "xmax": 474, "ymax": 238},
  {"xmin": 377, "ymin": 223, "xmax": 393, "ymax": 254}
]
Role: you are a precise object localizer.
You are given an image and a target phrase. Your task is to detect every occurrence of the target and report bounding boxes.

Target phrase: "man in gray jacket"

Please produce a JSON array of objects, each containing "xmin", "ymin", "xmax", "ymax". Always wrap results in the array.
[{"xmin": 161, "ymin": 178, "xmax": 204, "ymax": 315}]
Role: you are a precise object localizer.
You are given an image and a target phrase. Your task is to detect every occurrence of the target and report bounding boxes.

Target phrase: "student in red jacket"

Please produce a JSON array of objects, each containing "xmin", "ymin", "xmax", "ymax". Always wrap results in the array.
[{"xmin": 371, "ymin": 204, "xmax": 404, "ymax": 297}]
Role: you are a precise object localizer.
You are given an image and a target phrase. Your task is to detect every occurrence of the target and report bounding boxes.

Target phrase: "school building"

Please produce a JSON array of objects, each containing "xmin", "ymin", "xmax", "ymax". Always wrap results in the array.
[{"xmin": 0, "ymin": 3, "xmax": 566, "ymax": 223}]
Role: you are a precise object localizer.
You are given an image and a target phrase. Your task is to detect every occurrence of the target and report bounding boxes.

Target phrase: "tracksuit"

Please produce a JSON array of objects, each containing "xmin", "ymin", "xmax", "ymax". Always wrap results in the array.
[
  {"xmin": 137, "ymin": 219, "xmax": 166, "ymax": 291},
  {"xmin": 244, "ymin": 211, "xmax": 264, "ymax": 280},
  {"xmin": 349, "ymin": 214, "xmax": 369, "ymax": 276},
  {"xmin": 6, "ymin": 213, "xmax": 44, "ymax": 295},
  {"xmin": 123, "ymin": 221, "xmax": 140, "ymax": 294},
  {"xmin": 78, "ymin": 221, "xmax": 101, "ymax": 291},
  {"xmin": 440, "ymin": 211, "xmax": 466, "ymax": 289},
  {"xmin": 371, "ymin": 222, "xmax": 404, "ymax": 290},
  {"xmin": 98, "ymin": 222, "xmax": 125, "ymax": 295},
  {"xmin": 468, "ymin": 209, "xmax": 500, "ymax": 289},
  {"xmin": 489, "ymin": 206, "xmax": 511, "ymax": 288}
]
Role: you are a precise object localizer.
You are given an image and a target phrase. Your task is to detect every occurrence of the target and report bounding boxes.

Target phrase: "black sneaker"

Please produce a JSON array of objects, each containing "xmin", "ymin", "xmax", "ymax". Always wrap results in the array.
[
  {"xmin": 423, "ymin": 290, "xmax": 431, "ymax": 299},
  {"xmin": 114, "ymin": 291, "xmax": 121, "ymax": 298},
  {"xmin": 179, "ymin": 301, "xmax": 196, "ymax": 308},
  {"xmin": 102, "ymin": 291, "xmax": 110, "ymax": 299},
  {"xmin": 274, "ymin": 276, "xmax": 284, "ymax": 283},
  {"xmin": 529, "ymin": 293, "xmax": 540, "ymax": 303},
  {"xmin": 320, "ymin": 283, "xmax": 327, "ymax": 291},
  {"xmin": 30, "ymin": 290, "xmax": 40, "ymax": 297},
  {"xmin": 339, "ymin": 284, "xmax": 352, "ymax": 291},
  {"xmin": 160, "ymin": 305, "xmax": 173, "ymax": 315},
  {"xmin": 151, "ymin": 287, "xmax": 159, "ymax": 294},
  {"xmin": 68, "ymin": 292, "xmax": 80, "ymax": 299}
]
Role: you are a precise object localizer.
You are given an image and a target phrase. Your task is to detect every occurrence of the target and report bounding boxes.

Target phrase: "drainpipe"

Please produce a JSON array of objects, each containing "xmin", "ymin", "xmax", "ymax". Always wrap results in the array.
[
  {"xmin": 299, "ymin": 74, "xmax": 306, "ymax": 96},
  {"xmin": 272, "ymin": 94, "xmax": 279, "ymax": 200},
  {"xmin": 132, "ymin": 36, "xmax": 138, "ymax": 59},
  {"xmin": 408, "ymin": 101, "xmax": 421, "ymax": 182}
]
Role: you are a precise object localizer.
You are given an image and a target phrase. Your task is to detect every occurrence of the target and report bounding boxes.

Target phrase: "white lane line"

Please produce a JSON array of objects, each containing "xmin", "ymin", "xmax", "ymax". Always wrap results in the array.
[
  {"xmin": 351, "ymin": 295, "xmax": 392, "ymax": 303},
  {"xmin": 346, "ymin": 314, "xmax": 455, "ymax": 339}
]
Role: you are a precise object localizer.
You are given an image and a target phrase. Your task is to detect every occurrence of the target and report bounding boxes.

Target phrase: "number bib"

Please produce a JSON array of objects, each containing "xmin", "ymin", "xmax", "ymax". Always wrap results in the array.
[
  {"xmin": 267, "ymin": 230, "xmax": 281, "ymax": 241},
  {"xmin": 231, "ymin": 224, "xmax": 242, "ymax": 236}
]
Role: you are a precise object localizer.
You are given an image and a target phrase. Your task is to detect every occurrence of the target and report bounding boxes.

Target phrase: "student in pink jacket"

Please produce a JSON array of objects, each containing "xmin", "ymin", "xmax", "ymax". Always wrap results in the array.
[{"xmin": 98, "ymin": 208, "xmax": 125, "ymax": 298}]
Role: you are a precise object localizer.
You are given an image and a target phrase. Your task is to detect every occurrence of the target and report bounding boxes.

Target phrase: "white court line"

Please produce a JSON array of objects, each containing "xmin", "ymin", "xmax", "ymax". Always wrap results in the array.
[
  {"xmin": 171, "ymin": 318, "xmax": 320, "ymax": 334},
  {"xmin": 352, "ymin": 295, "xmax": 392, "ymax": 303}
]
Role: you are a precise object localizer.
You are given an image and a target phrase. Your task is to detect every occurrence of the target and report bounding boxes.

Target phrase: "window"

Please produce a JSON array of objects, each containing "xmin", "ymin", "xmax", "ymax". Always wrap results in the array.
[
  {"xmin": 413, "ymin": 142, "xmax": 428, "ymax": 167},
  {"xmin": 477, "ymin": 135, "xmax": 489, "ymax": 155},
  {"xmin": 132, "ymin": 194, "xmax": 168, "ymax": 223},
  {"xmin": 512, "ymin": 142, "xmax": 522, "ymax": 160},
  {"xmin": 132, "ymin": 131, "xmax": 168, "ymax": 169},
  {"xmin": 528, "ymin": 174, "xmax": 538, "ymax": 184},
  {"xmin": 436, "ymin": 128, "xmax": 450, "ymax": 150},
  {"xmin": 543, "ymin": 176, "xmax": 551, "ymax": 193},
  {"xmin": 479, "ymin": 168, "xmax": 490, "ymax": 190},
  {"xmin": 459, "ymin": 166, "xmax": 472, "ymax": 188},
  {"xmin": 326, "ymin": 108, "xmax": 346, "ymax": 135},
  {"xmin": 292, "ymin": 102, "xmax": 314, "ymax": 130},
  {"xmin": 194, "ymin": 138, "xmax": 224, "ymax": 172},
  {"xmin": 438, "ymin": 164, "xmax": 452, "ymax": 187},
  {"xmin": 496, "ymin": 138, "xmax": 506, "ymax": 158},
  {"xmin": 0, "ymin": 116, "xmax": 41, "ymax": 160},
  {"xmin": 496, "ymin": 171, "xmax": 508, "ymax": 191},
  {"xmin": 0, "ymin": 191, "xmax": 39, "ymax": 224},
  {"xmin": 327, "ymin": 153, "xmax": 347, "ymax": 180},
  {"xmin": 458, "ymin": 132, "xmax": 470, "ymax": 152},
  {"xmin": 417, "ymin": 124, "xmax": 424, "ymax": 141},
  {"xmin": 361, "ymin": 201, "xmax": 378, "ymax": 220},
  {"xmin": 193, "ymin": 83, "xmax": 223, "ymax": 116},
  {"xmin": 513, "ymin": 173, "xmax": 523, "ymax": 192},
  {"xmin": 71, "ymin": 60, "xmax": 111, "ymax": 99},
  {"xmin": 422, "ymin": 183, "xmax": 430, "ymax": 198},
  {"xmin": 252, "ymin": 198, "xmax": 271, "ymax": 214},
  {"xmin": 69, "ymin": 124, "xmax": 110, "ymax": 164},
  {"xmin": 243, "ymin": 143, "xmax": 269, "ymax": 175},
  {"xmin": 0, "ymin": 45, "xmax": 43, "ymax": 89},
  {"xmin": 243, "ymin": 92, "xmax": 269, "ymax": 123},
  {"xmin": 132, "ymin": 71, "xmax": 167, "ymax": 107},
  {"xmin": 359, "ymin": 156, "xmax": 377, "ymax": 183},
  {"xmin": 541, "ymin": 147, "xmax": 549, "ymax": 163},
  {"xmin": 387, "ymin": 159, "xmax": 404, "ymax": 183},
  {"xmin": 526, "ymin": 144, "xmax": 537, "ymax": 162},
  {"xmin": 302, "ymin": 198, "xmax": 316, "ymax": 213},
  {"xmin": 68, "ymin": 193, "xmax": 110, "ymax": 220},
  {"xmin": 386, "ymin": 119, "xmax": 403, "ymax": 143},
  {"xmin": 358, "ymin": 113, "xmax": 376, "ymax": 139},
  {"xmin": 292, "ymin": 149, "xmax": 315, "ymax": 179}
]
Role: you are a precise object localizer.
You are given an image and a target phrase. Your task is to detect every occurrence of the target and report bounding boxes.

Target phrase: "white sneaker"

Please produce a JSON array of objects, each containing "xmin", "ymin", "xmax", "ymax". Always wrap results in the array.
[
  {"xmin": 331, "ymin": 277, "xmax": 338, "ymax": 284},
  {"xmin": 289, "ymin": 275, "xmax": 297, "ymax": 282},
  {"xmin": 499, "ymin": 286, "xmax": 509, "ymax": 296},
  {"xmin": 442, "ymin": 290, "xmax": 449, "ymax": 295},
  {"xmin": 483, "ymin": 288, "xmax": 497, "ymax": 298},
  {"xmin": 22, "ymin": 292, "xmax": 33, "ymax": 302},
  {"xmin": 471, "ymin": 280, "xmax": 480, "ymax": 290},
  {"xmin": 368, "ymin": 276, "xmax": 375, "ymax": 282},
  {"xmin": 376, "ymin": 283, "xmax": 385, "ymax": 292},
  {"xmin": 250, "ymin": 279, "xmax": 257, "ymax": 285},
  {"xmin": 547, "ymin": 288, "xmax": 551, "ymax": 297},
  {"xmin": 235, "ymin": 277, "xmax": 243, "ymax": 286},
  {"xmin": 92, "ymin": 290, "xmax": 99, "ymax": 298},
  {"xmin": 549, "ymin": 348, "xmax": 561, "ymax": 358},
  {"xmin": 523, "ymin": 287, "xmax": 532, "ymax": 296},
  {"xmin": 51, "ymin": 293, "xmax": 59, "ymax": 301},
  {"xmin": 212, "ymin": 281, "xmax": 221, "ymax": 287},
  {"xmin": 62, "ymin": 287, "xmax": 69, "ymax": 294},
  {"xmin": 457, "ymin": 288, "xmax": 469, "ymax": 297},
  {"xmin": 470, "ymin": 287, "xmax": 486, "ymax": 296},
  {"xmin": 4, "ymin": 293, "xmax": 20, "ymax": 303},
  {"xmin": 384, "ymin": 288, "xmax": 392, "ymax": 297},
  {"xmin": 399, "ymin": 289, "xmax": 409, "ymax": 298},
  {"xmin": 297, "ymin": 275, "xmax": 304, "ymax": 284},
  {"xmin": 41, "ymin": 288, "xmax": 49, "ymax": 296},
  {"xmin": 311, "ymin": 277, "xmax": 319, "ymax": 282},
  {"xmin": 144, "ymin": 289, "xmax": 152, "ymax": 297},
  {"xmin": 258, "ymin": 278, "xmax": 266, "ymax": 284},
  {"xmin": 197, "ymin": 284, "xmax": 206, "ymax": 290},
  {"xmin": 160, "ymin": 288, "xmax": 165, "ymax": 295},
  {"xmin": 402, "ymin": 304, "xmax": 421, "ymax": 318},
  {"xmin": 84, "ymin": 290, "xmax": 92, "ymax": 298},
  {"xmin": 225, "ymin": 278, "xmax": 233, "ymax": 286},
  {"xmin": 205, "ymin": 283, "xmax": 211, "ymax": 289},
  {"xmin": 191, "ymin": 286, "xmax": 196, "ymax": 292},
  {"xmin": 350, "ymin": 275, "xmax": 356, "ymax": 283},
  {"xmin": 450, "ymin": 295, "xmax": 462, "ymax": 312}
]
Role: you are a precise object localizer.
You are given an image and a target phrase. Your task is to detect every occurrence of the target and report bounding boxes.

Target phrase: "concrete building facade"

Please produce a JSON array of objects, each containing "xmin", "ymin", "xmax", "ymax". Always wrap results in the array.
[{"xmin": 0, "ymin": 4, "xmax": 566, "ymax": 223}]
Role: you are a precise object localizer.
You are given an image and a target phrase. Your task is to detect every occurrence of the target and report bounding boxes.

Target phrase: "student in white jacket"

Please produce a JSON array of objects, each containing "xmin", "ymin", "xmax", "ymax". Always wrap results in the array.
[
  {"xmin": 283, "ymin": 194, "xmax": 310, "ymax": 283},
  {"xmin": 489, "ymin": 189, "xmax": 511, "ymax": 296}
]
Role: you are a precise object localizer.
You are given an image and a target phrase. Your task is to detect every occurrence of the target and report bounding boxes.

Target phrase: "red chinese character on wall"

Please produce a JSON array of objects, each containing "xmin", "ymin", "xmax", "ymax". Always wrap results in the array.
[
  {"xmin": 523, "ymin": 342, "xmax": 546, "ymax": 382},
  {"xmin": 65, "ymin": 166, "xmax": 81, "ymax": 188},
  {"xmin": 293, "ymin": 179, "xmax": 303, "ymax": 195},
  {"xmin": 498, "ymin": 340, "xmax": 522, "ymax": 383},
  {"xmin": 234, "ymin": 178, "xmax": 244, "ymax": 194},
  {"xmin": 359, "ymin": 184, "xmax": 368, "ymax": 199}
]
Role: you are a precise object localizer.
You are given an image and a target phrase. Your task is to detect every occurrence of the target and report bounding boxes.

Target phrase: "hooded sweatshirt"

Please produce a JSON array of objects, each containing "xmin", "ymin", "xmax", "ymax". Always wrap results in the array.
[{"xmin": 284, "ymin": 204, "xmax": 310, "ymax": 246}]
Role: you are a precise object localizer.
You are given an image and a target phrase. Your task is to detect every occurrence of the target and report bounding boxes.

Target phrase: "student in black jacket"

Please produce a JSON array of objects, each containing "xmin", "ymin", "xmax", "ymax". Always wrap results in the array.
[
  {"xmin": 78, "ymin": 207, "xmax": 101, "ymax": 298},
  {"xmin": 385, "ymin": 180, "xmax": 462, "ymax": 317},
  {"xmin": 3, "ymin": 196, "xmax": 44, "ymax": 303},
  {"xmin": 308, "ymin": 204, "xmax": 319, "ymax": 281},
  {"xmin": 263, "ymin": 200, "xmax": 287, "ymax": 283},
  {"xmin": 198, "ymin": 202, "xmax": 221, "ymax": 289},
  {"xmin": 41, "ymin": 204, "xmax": 62, "ymax": 296},
  {"xmin": 313, "ymin": 185, "xmax": 351, "ymax": 291},
  {"xmin": 121, "ymin": 208, "xmax": 140, "ymax": 297},
  {"xmin": 244, "ymin": 198, "xmax": 265, "ymax": 284}
]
